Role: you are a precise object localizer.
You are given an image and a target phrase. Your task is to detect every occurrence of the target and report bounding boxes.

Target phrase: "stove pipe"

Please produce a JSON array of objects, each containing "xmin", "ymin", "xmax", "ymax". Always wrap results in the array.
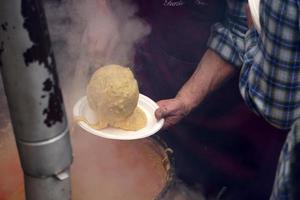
[{"xmin": 0, "ymin": 0, "xmax": 73, "ymax": 199}]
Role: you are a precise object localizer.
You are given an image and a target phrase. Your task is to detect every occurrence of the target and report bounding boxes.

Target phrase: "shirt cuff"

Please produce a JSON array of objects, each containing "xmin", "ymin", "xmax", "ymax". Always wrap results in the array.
[
  {"xmin": 207, "ymin": 23, "xmax": 243, "ymax": 70},
  {"xmin": 245, "ymin": 28, "xmax": 259, "ymax": 53}
]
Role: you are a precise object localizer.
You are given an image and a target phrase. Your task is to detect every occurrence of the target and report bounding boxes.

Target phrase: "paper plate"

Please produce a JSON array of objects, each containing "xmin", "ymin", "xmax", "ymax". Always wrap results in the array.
[
  {"xmin": 73, "ymin": 94, "xmax": 164, "ymax": 140},
  {"xmin": 248, "ymin": 0, "xmax": 261, "ymax": 32}
]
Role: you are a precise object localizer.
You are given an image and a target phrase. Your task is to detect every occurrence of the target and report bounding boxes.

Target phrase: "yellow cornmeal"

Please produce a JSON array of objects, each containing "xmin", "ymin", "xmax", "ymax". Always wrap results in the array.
[
  {"xmin": 74, "ymin": 116, "xmax": 108, "ymax": 130},
  {"xmin": 74, "ymin": 107, "xmax": 147, "ymax": 131},
  {"xmin": 112, "ymin": 107, "xmax": 147, "ymax": 131},
  {"xmin": 83, "ymin": 64, "xmax": 147, "ymax": 131},
  {"xmin": 87, "ymin": 64, "xmax": 139, "ymax": 123}
]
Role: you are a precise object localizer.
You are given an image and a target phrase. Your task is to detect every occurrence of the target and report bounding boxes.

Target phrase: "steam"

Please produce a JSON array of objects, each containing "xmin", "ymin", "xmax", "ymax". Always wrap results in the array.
[
  {"xmin": 162, "ymin": 180, "xmax": 206, "ymax": 200},
  {"xmin": 43, "ymin": 1, "xmax": 208, "ymax": 200},
  {"xmin": 43, "ymin": 0, "xmax": 151, "ymax": 116}
]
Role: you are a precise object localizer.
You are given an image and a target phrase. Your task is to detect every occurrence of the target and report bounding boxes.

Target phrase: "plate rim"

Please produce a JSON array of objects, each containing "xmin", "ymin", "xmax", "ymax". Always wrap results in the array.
[{"xmin": 73, "ymin": 94, "xmax": 164, "ymax": 140}]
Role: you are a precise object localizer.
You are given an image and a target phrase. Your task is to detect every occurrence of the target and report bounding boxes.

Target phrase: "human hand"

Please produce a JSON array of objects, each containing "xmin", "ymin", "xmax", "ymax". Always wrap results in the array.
[{"xmin": 155, "ymin": 98, "xmax": 191, "ymax": 129}]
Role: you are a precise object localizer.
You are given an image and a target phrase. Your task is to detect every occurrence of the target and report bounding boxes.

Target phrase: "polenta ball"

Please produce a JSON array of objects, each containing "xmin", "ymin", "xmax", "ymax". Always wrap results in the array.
[{"xmin": 86, "ymin": 64, "xmax": 147, "ymax": 131}]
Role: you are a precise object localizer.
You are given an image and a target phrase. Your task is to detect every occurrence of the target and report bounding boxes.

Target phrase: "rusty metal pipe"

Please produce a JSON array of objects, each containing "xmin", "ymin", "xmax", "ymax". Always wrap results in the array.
[{"xmin": 0, "ymin": 0, "xmax": 72, "ymax": 199}]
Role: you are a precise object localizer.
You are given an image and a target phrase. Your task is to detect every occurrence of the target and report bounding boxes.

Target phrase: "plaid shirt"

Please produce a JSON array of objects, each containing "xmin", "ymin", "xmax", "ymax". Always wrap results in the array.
[
  {"xmin": 208, "ymin": 0, "xmax": 300, "ymax": 130},
  {"xmin": 207, "ymin": 0, "xmax": 300, "ymax": 199}
]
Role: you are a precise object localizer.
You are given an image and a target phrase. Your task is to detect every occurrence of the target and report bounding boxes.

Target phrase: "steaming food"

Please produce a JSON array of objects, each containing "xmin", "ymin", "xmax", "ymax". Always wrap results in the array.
[
  {"xmin": 87, "ymin": 65, "xmax": 138, "ymax": 123},
  {"xmin": 86, "ymin": 64, "xmax": 147, "ymax": 131},
  {"xmin": 112, "ymin": 107, "xmax": 147, "ymax": 131}
]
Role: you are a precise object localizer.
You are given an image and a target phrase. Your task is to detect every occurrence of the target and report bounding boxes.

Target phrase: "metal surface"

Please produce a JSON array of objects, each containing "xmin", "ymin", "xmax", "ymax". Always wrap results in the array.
[
  {"xmin": 24, "ymin": 170, "xmax": 71, "ymax": 200},
  {"xmin": 150, "ymin": 135, "xmax": 176, "ymax": 200},
  {"xmin": 17, "ymin": 127, "xmax": 72, "ymax": 177},
  {"xmin": 0, "ymin": 0, "xmax": 72, "ymax": 199},
  {"xmin": 0, "ymin": 0, "xmax": 67, "ymax": 142}
]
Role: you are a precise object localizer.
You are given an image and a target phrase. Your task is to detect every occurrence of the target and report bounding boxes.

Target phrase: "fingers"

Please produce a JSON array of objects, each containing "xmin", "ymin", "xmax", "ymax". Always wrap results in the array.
[
  {"xmin": 162, "ymin": 115, "xmax": 180, "ymax": 129},
  {"xmin": 155, "ymin": 107, "xmax": 165, "ymax": 120},
  {"xmin": 155, "ymin": 99, "xmax": 174, "ymax": 120},
  {"xmin": 155, "ymin": 101, "xmax": 173, "ymax": 129},
  {"xmin": 155, "ymin": 98, "xmax": 186, "ymax": 129},
  {"xmin": 155, "ymin": 102, "xmax": 169, "ymax": 120}
]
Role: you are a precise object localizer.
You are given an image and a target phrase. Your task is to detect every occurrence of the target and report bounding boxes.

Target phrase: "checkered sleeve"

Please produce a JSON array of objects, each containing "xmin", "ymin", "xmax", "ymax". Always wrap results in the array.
[
  {"xmin": 239, "ymin": 28, "xmax": 261, "ymax": 115},
  {"xmin": 244, "ymin": 28, "xmax": 258, "ymax": 52},
  {"xmin": 239, "ymin": 0, "xmax": 300, "ymax": 130},
  {"xmin": 207, "ymin": 0, "xmax": 248, "ymax": 69}
]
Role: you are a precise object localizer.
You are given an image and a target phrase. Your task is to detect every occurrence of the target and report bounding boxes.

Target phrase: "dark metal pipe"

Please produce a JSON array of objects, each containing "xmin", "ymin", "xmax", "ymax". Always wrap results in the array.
[{"xmin": 0, "ymin": 0, "xmax": 72, "ymax": 199}]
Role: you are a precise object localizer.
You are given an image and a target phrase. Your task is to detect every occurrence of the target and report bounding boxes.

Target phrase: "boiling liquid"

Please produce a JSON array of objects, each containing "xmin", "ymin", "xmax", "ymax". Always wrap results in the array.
[{"xmin": 0, "ymin": 123, "xmax": 167, "ymax": 200}]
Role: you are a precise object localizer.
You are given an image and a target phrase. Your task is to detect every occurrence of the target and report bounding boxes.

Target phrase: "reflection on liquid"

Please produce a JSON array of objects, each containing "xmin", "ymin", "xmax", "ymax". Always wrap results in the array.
[
  {"xmin": 71, "ymin": 126, "xmax": 167, "ymax": 200},
  {"xmin": 0, "ymin": 120, "xmax": 167, "ymax": 200}
]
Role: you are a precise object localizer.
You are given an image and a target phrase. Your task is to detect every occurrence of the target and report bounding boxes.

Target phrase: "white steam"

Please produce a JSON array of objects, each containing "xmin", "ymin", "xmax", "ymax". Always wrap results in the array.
[
  {"xmin": 43, "ymin": 1, "xmax": 209, "ymax": 200},
  {"xmin": 43, "ymin": 0, "xmax": 151, "ymax": 116},
  {"xmin": 162, "ymin": 181, "xmax": 207, "ymax": 200}
]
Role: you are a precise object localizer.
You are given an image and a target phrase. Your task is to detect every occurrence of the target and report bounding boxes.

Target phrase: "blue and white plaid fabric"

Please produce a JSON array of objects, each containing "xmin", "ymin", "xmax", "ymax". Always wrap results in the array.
[
  {"xmin": 241, "ymin": 0, "xmax": 300, "ymax": 130},
  {"xmin": 208, "ymin": 0, "xmax": 300, "ymax": 130},
  {"xmin": 207, "ymin": 0, "xmax": 248, "ymax": 68},
  {"xmin": 207, "ymin": 0, "xmax": 300, "ymax": 199},
  {"xmin": 271, "ymin": 119, "xmax": 300, "ymax": 200}
]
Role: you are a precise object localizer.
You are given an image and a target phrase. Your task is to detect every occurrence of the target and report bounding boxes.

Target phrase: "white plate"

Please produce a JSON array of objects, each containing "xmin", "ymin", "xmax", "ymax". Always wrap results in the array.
[
  {"xmin": 73, "ymin": 94, "xmax": 164, "ymax": 140},
  {"xmin": 248, "ymin": 0, "xmax": 261, "ymax": 33}
]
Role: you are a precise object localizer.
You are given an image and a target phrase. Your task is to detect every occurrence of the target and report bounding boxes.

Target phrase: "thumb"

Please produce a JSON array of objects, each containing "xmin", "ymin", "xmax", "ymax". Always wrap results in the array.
[
  {"xmin": 155, "ymin": 105, "xmax": 168, "ymax": 120},
  {"xmin": 154, "ymin": 107, "xmax": 165, "ymax": 120}
]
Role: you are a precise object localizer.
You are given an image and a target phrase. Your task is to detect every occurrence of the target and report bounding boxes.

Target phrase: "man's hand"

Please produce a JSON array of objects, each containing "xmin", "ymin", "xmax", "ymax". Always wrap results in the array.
[
  {"xmin": 154, "ymin": 50, "xmax": 235, "ymax": 130},
  {"xmin": 155, "ymin": 98, "xmax": 191, "ymax": 129}
]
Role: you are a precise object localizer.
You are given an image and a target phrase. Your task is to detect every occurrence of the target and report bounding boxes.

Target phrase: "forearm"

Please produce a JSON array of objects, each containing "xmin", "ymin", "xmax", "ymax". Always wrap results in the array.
[{"xmin": 176, "ymin": 49, "xmax": 236, "ymax": 112}]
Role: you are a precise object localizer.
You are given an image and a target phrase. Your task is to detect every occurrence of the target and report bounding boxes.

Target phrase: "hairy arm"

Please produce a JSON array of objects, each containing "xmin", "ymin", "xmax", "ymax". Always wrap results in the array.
[
  {"xmin": 155, "ymin": 1, "xmax": 248, "ymax": 129},
  {"xmin": 155, "ymin": 49, "xmax": 236, "ymax": 128}
]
